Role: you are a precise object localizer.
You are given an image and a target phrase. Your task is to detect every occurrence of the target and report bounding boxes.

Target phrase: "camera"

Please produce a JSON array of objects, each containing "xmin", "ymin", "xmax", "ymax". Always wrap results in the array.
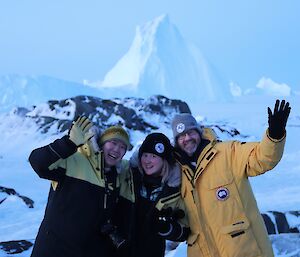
[{"xmin": 100, "ymin": 220, "xmax": 126, "ymax": 249}]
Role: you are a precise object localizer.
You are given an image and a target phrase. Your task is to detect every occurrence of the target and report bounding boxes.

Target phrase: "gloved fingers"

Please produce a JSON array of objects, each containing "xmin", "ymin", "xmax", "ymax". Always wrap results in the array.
[
  {"xmin": 275, "ymin": 100, "xmax": 291, "ymax": 121},
  {"xmin": 285, "ymin": 105, "xmax": 291, "ymax": 117},
  {"xmin": 74, "ymin": 116, "xmax": 93, "ymax": 133},
  {"xmin": 82, "ymin": 120, "xmax": 93, "ymax": 133},
  {"xmin": 73, "ymin": 116, "xmax": 85, "ymax": 126},
  {"xmin": 283, "ymin": 101, "xmax": 291, "ymax": 114},
  {"xmin": 72, "ymin": 115, "xmax": 80, "ymax": 125},
  {"xmin": 283, "ymin": 104, "xmax": 291, "ymax": 125},
  {"xmin": 273, "ymin": 99, "xmax": 280, "ymax": 114},
  {"xmin": 78, "ymin": 117, "xmax": 91, "ymax": 129},
  {"xmin": 269, "ymin": 100, "xmax": 291, "ymax": 117},
  {"xmin": 267, "ymin": 107, "xmax": 272, "ymax": 121},
  {"xmin": 279, "ymin": 100, "xmax": 286, "ymax": 112}
]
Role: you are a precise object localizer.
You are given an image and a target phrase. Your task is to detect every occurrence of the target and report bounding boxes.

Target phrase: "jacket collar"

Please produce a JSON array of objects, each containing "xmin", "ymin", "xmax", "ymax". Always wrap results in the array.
[
  {"xmin": 175, "ymin": 127, "xmax": 219, "ymax": 185},
  {"xmin": 174, "ymin": 138, "xmax": 210, "ymax": 167}
]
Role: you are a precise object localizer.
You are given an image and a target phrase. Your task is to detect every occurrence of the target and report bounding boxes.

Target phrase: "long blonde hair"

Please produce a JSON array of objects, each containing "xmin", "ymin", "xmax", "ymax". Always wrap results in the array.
[{"xmin": 160, "ymin": 159, "xmax": 171, "ymax": 184}]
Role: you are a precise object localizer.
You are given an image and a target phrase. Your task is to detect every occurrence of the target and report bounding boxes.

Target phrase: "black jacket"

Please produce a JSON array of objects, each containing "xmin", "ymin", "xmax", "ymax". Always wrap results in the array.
[
  {"xmin": 130, "ymin": 163, "xmax": 190, "ymax": 257},
  {"xmin": 29, "ymin": 136, "xmax": 135, "ymax": 257}
]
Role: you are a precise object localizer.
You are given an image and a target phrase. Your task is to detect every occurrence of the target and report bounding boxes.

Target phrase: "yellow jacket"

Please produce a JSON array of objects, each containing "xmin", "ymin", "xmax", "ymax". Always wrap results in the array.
[{"xmin": 176, "ymin": 128, "xmax": 286, "ymax": 257}]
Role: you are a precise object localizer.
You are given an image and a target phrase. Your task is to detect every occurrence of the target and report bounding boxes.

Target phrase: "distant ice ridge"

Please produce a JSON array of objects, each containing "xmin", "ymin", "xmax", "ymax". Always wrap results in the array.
[
  {"xmin": 84, "ymin": 14, "xmax": 232, "ymax": 104},
  {"xmin": 1, "ymin": 15, "xmax": 295, "ymax": 114},
  {"xmin": 0, "ymin": 75, "xmax": 102, "ymax": 113}
]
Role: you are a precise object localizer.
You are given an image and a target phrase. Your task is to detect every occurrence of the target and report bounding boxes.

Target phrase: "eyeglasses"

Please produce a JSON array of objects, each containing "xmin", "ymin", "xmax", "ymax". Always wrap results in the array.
[{"xmin": 178, "ymin": 130, "xmax": 199, "ymax": 143}]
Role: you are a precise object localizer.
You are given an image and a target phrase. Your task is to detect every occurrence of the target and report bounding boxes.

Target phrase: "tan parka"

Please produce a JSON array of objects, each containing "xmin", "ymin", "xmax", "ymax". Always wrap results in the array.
[{"xmin": 177, "ymin": 128, "xmax": 286, "ymax": 257}]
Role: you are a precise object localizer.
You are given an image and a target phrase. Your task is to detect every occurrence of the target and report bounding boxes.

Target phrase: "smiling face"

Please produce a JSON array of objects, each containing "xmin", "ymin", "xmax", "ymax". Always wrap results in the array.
[
  {"xmin": 102, "ymin": 139, "xmax": 127, "ymax": 168},
  {"xmin": 141, "ymin": 152, "xmax": 164, "ymax": 177},
  {"xmin": 177, "ymin": 129, "xmax": 201, "ymax": 157}
]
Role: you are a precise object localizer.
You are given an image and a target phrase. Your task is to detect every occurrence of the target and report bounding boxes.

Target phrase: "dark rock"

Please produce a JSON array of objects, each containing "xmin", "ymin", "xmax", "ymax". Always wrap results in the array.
[
  {"xmin": 262, "ymin": 213, "xmax": 276, "ymax": 234},
  {"xmin": 26, "ymin": 95, "xmax": 191, "ymax": 136},
  {"xmin": 209, "ymin": 124, "xmax": 246, "ymax": 138},
  {"xmin": 273, "ymin": 211, "xmax": 291, "ymax": 234},
  {"xmin": 23, "ymin": 94, "xmax": 251, "ymax": 142},
  {"xmin": 262, "ymin": 211, "xmax": 300, "ymax": 234},
  {"xmin": 0, "ymin": 186, "xmax": 16, "ymax": 195},
  {"xmin": 0, "ymin": 186, "xmax": 34, "ymax": 208},
  {"xmin": 0, "ymin": 240, "xmax": 33, "ymax": 254}
]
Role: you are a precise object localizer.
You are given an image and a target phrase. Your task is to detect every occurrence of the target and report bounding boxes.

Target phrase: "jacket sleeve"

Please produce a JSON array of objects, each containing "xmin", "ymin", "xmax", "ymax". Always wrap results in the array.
[
  {"xmin": 29, "ymin": 135, "xmax": 77, "ymax": 181},
  {"xmin": 232, "ymin": 129, "xmax": 286, "ymax": 177}
]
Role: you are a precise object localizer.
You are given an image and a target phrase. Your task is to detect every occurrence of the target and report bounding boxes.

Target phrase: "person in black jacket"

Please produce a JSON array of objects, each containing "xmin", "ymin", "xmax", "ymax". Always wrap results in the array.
[
  {"xmin": 130, "ymin": 133, "xmax": 190, "ymax": 257},
  {"xmin": 29, "ymin": 116, "xmax": 135, "ymax": 257}
]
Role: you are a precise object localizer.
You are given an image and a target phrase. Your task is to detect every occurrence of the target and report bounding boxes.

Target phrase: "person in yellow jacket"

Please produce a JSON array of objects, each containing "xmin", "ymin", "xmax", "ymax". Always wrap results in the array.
[{"xmin": 171, "ymin": 100, "xmax": 291, "ymax": 257}]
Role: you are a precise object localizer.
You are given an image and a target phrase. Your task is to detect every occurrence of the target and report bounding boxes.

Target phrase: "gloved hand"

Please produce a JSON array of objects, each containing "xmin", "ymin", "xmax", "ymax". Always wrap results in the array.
[
  {"xmin": 68, "ymin": 116, "xmax": 94, "ymax": 146},
  {"xmin": 268, "ymin": 99, "xmax": 291, "ymax": 140},
  {"xmin": 154, "ymin": 207, "xmax": 173, "ymax": 235},
  {"xmin": 154, "ymin": 208, "xmax": 185, "ymax": 235}
]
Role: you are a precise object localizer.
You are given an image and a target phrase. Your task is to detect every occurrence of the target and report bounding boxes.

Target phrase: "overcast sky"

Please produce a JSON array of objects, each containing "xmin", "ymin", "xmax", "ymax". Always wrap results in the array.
[{"xmin": 0, "ymin": 0, "xmax": 299, "ymax": 90}]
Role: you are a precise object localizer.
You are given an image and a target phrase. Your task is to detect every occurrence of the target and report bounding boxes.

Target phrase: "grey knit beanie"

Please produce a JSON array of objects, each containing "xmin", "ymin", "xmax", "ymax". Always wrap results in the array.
[{"xmin": 171, "ymin": 113, "xmax": 202, "ymax": 139}]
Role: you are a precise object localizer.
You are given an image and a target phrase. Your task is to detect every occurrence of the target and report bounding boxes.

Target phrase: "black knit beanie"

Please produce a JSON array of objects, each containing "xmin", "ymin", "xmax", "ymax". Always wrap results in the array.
[{"xmin": 138, "ymin": 133, "xmax": 174, "ymax": 164}]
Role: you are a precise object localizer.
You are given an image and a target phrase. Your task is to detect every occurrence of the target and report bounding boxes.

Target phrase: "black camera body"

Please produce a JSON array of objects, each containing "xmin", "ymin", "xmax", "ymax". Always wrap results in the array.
[{"xmin": 100, "ymin": 220, "xmax": 126, "ymax": 249}]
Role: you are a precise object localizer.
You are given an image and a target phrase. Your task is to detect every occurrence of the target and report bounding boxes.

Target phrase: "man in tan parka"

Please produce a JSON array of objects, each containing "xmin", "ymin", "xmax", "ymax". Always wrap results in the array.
[{"xmin": 171, "ymin": 100, "xmax": 291, "ymax": 257}]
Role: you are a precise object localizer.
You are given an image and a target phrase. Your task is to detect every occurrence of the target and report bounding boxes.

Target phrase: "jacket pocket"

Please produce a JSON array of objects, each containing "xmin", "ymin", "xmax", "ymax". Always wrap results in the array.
[
  {"xmin": 220, "ymin": 217, "xmax": 250, "ymax": 236},
  {"xmin": 219, "ymin": 216, "xmax": 261, "ymax": 257}
]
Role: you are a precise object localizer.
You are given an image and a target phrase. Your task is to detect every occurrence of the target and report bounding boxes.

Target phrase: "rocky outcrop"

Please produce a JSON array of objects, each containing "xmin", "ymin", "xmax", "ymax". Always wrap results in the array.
[
  {"xmin": 14, "ymin": 94, "xmax": 249, "ymax": 142},
  {"xmin": 262, "ymin": 211, "xmax": 300, "ymax": 234},
  {"xmin": 21, "ymin": 95, "xmax": 191, "ymax": 135},
  {"xmin": 0, "ymin": 240, "xmax": 33, "ymax": 254},
  {"xmin": 0, "ymin": 186, "xmax": 34, "ymax": 208}
]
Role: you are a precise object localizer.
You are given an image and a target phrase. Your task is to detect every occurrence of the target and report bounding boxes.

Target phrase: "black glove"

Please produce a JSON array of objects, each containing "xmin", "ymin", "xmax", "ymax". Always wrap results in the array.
[
  {"xmin": 268, "ymin": 99, "xmax": 291, "ymax": 140},
  {"xmin": 171, "ymin": 209, "xmax": 185, "ymax": 220},
  {"xmin": 154, "ymin": 207, "xmax": 173, "ymax": 235},
  {"xmin": 154, "ymin": 208, "xmax": 186, "ymax": 235}
]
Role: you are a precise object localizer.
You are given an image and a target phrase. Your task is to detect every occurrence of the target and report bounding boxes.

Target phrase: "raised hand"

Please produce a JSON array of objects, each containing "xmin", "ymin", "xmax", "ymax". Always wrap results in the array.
[
  {"xmin": 68, "ymin": 116, "xmax": 94, "ymax": 146},
  {"xmin": 268, "ymin": 99, "xmax": 291, "ymax": 140}
]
